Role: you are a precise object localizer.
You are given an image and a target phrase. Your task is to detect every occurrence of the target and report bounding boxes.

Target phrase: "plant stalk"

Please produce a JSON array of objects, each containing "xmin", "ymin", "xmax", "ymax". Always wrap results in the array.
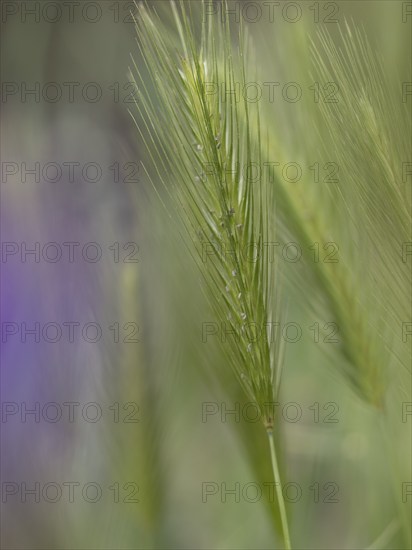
[{"xmin": 267, "ymin": 429, "xmax": 292, "ymax": 550}]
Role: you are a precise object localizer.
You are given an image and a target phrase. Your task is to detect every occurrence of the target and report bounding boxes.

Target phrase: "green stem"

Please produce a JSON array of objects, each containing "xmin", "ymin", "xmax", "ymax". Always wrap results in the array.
[{"xmin": 267, "ymin": 429, "xmax": 292, "ymax": 550}]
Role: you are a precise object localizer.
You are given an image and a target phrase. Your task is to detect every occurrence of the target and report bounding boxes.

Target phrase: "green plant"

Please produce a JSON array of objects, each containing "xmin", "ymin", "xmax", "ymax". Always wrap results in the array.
[
  {"xmin": 130, "ymin": 1, "xmax": 411, "ymax": 547},
  {"xmin": 131, "ymin": 2, "xmax": 292, "ymax": 545}
]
